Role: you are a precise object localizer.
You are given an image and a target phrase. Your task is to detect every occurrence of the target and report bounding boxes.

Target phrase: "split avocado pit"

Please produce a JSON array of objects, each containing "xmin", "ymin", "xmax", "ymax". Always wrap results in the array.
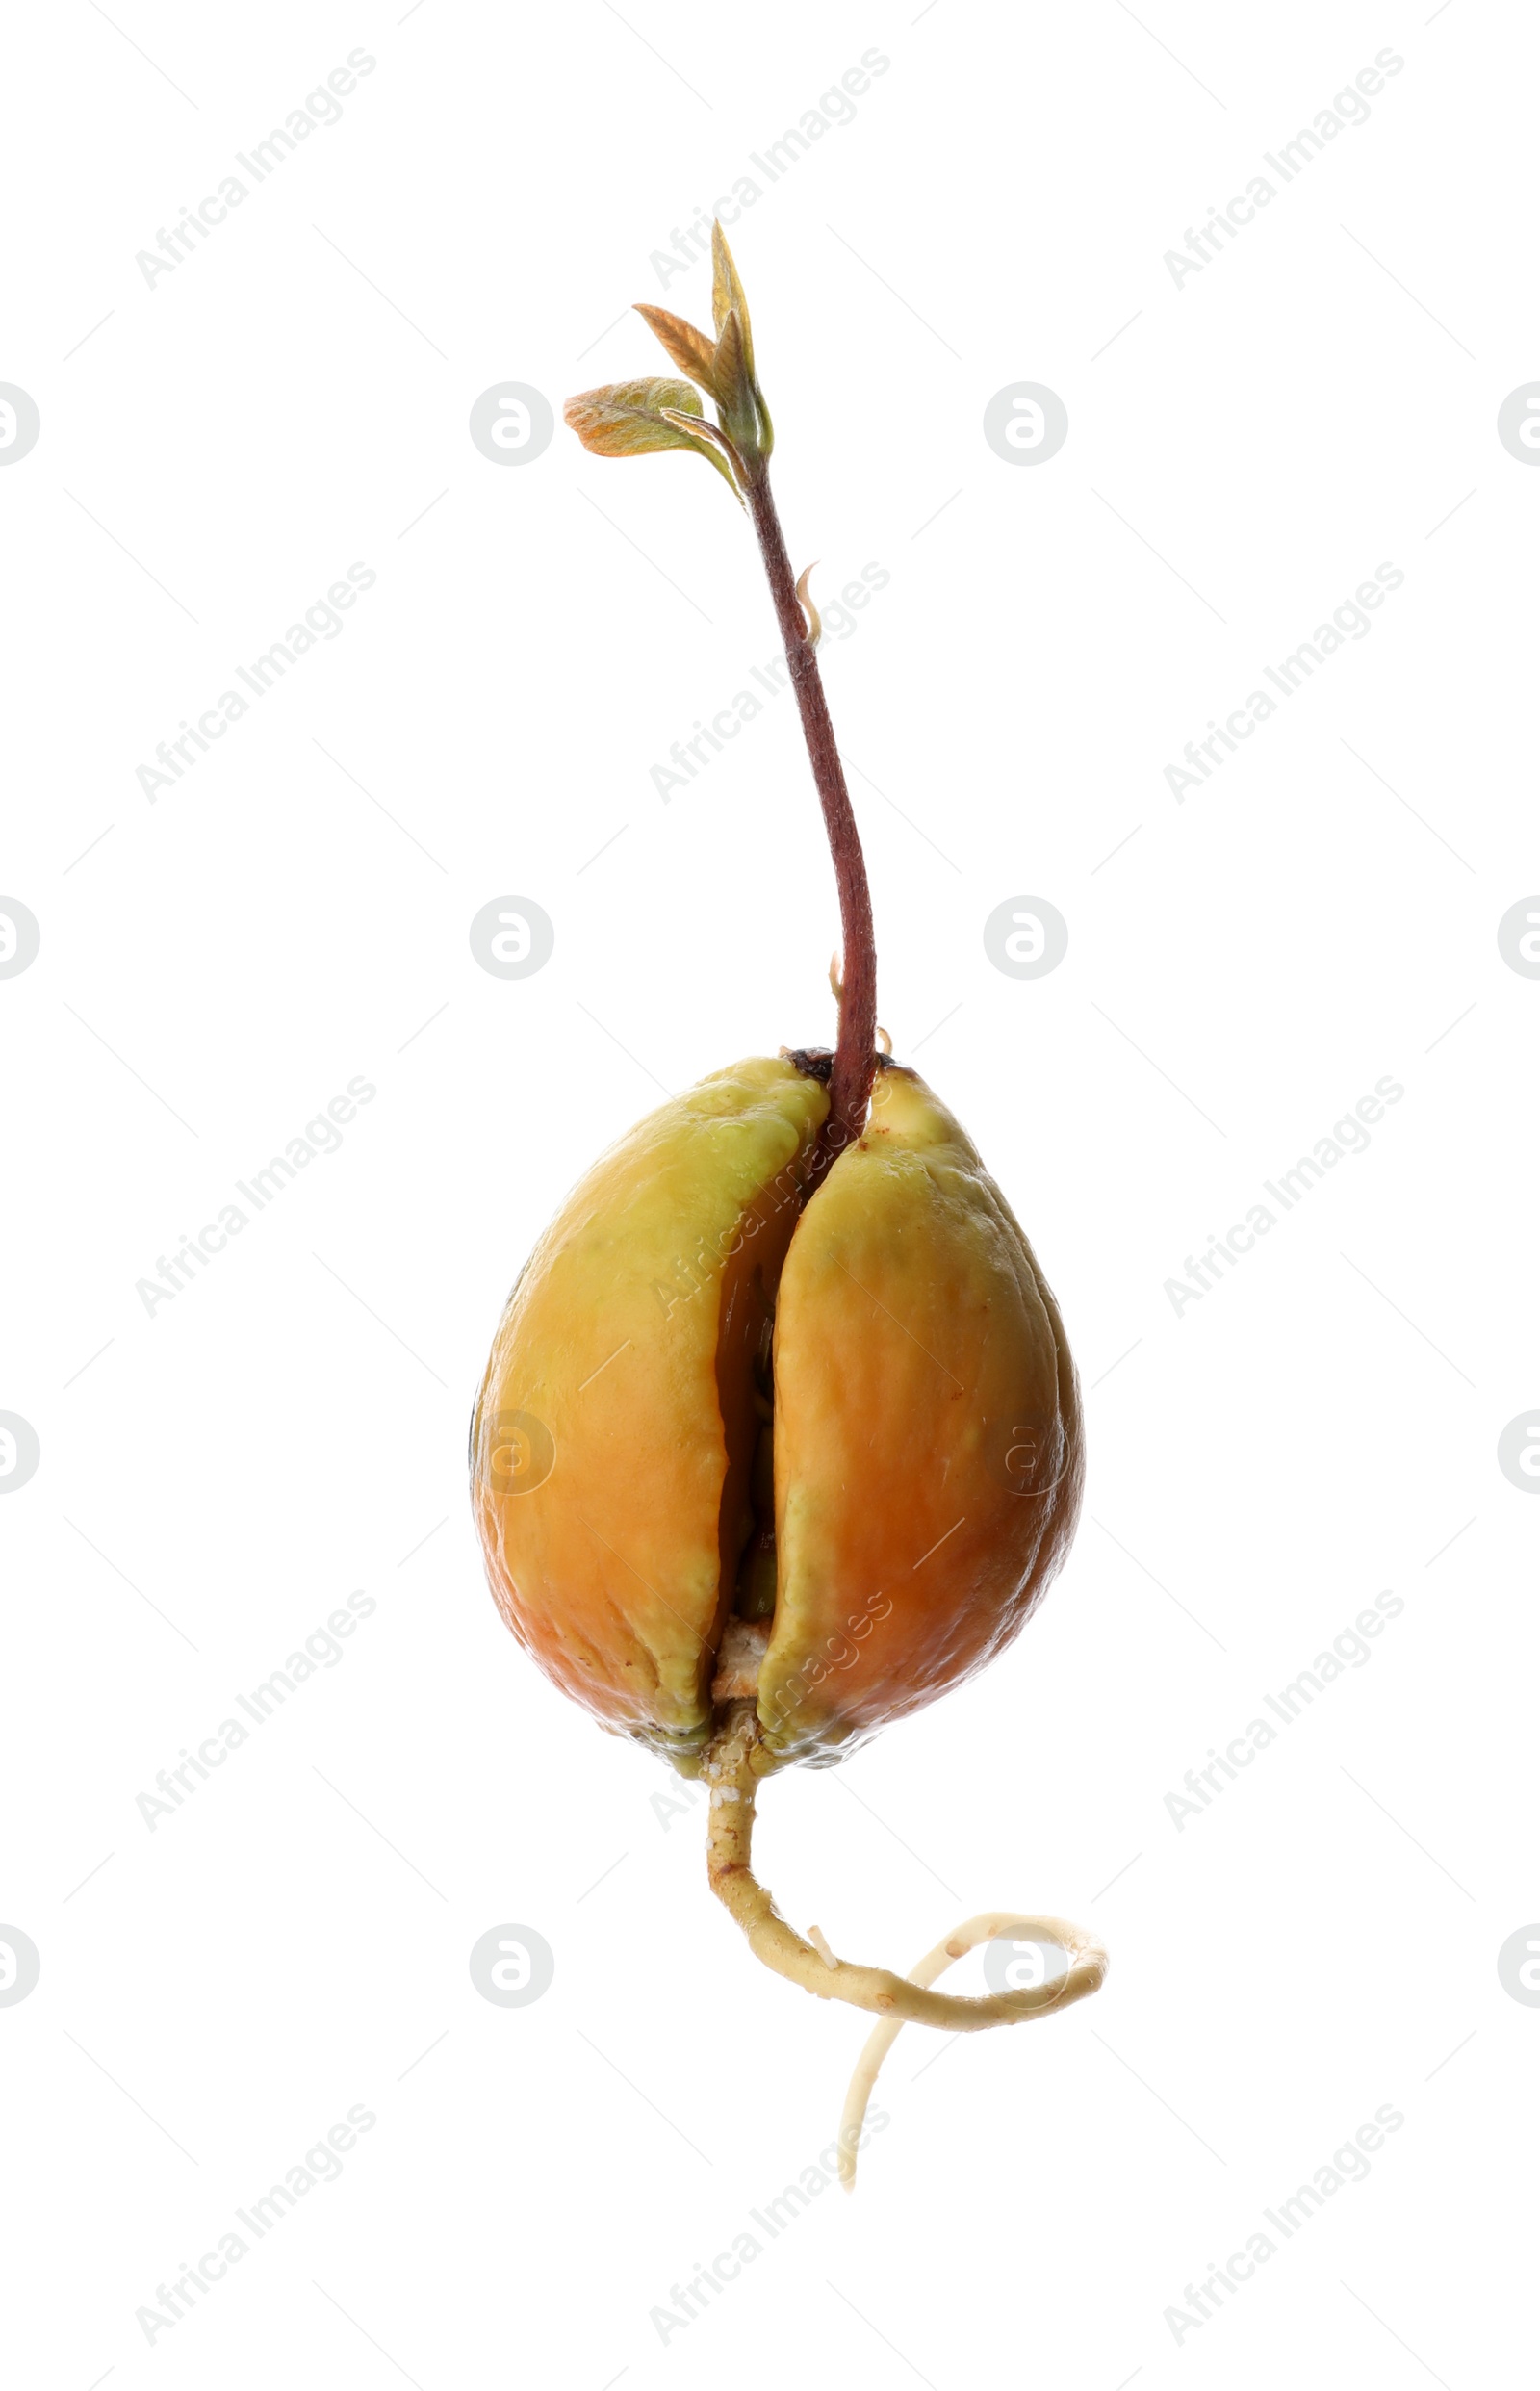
[{"xmin": 471, "ymin": 1050, "xmax": 1082, "ymax": 1776}]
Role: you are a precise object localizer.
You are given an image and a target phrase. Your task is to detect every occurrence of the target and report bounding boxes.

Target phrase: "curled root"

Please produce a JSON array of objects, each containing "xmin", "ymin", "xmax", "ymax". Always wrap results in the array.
[
  {"xmin": 702, "ymin": 1704, "xmax": 1107, "ymax": 2186},
  {"xmin": 835, "ymin": 1908, "xmax": 1106, "ymax": 2187}
]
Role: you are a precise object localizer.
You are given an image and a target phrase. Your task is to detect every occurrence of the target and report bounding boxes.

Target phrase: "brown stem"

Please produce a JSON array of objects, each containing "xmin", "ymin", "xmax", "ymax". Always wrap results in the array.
[{"xmin": 742, "ymin": 466, "xmax": 877, "ymax": 1163}]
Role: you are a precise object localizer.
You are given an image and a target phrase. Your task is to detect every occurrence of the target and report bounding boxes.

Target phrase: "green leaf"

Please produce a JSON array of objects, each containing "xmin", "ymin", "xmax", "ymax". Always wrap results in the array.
[
  {"xmin": 563, "ymin": 377, "xmax": 706, "ymax": 457},
  {"xmin": 711, "ymin": 308, "xmax": 758, "ymax": 451},
  {"xmin": 564, "ymin": 379, "xmax": 740, "ymax": 496},
  {"xmin": 708, "ymin": 225, "xmax": 771, "ymax": 458},
  {"xmin": 710, "ymin": 221, "xmax": 755, "ymax": 382}
]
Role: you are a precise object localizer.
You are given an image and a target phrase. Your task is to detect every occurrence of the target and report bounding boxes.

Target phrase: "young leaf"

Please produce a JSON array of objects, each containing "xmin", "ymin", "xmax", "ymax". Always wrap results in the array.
[
  {"xmin": 710, "ymin": 220, "xmax": 755, "ymax": 382},
  {"xmin": 564, "ymin": 376, "xmax": 706, "ymax": 457},
  {"xmin": 563, "ymin": 378, "xmax": 742, "ymax": 497},
  {"xmin": 634, "ymin": 305, "xmax": 720, "ymax": 398},
  {"xmin": 711, "ymin": 308, "xmax": 757, "ymax": 451}
]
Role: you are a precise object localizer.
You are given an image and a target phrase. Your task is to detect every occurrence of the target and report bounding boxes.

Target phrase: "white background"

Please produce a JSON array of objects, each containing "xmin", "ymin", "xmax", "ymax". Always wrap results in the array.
[{"xmin": 3, "ymin": 1, "xmax": 1537, "ymax": 2383}]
